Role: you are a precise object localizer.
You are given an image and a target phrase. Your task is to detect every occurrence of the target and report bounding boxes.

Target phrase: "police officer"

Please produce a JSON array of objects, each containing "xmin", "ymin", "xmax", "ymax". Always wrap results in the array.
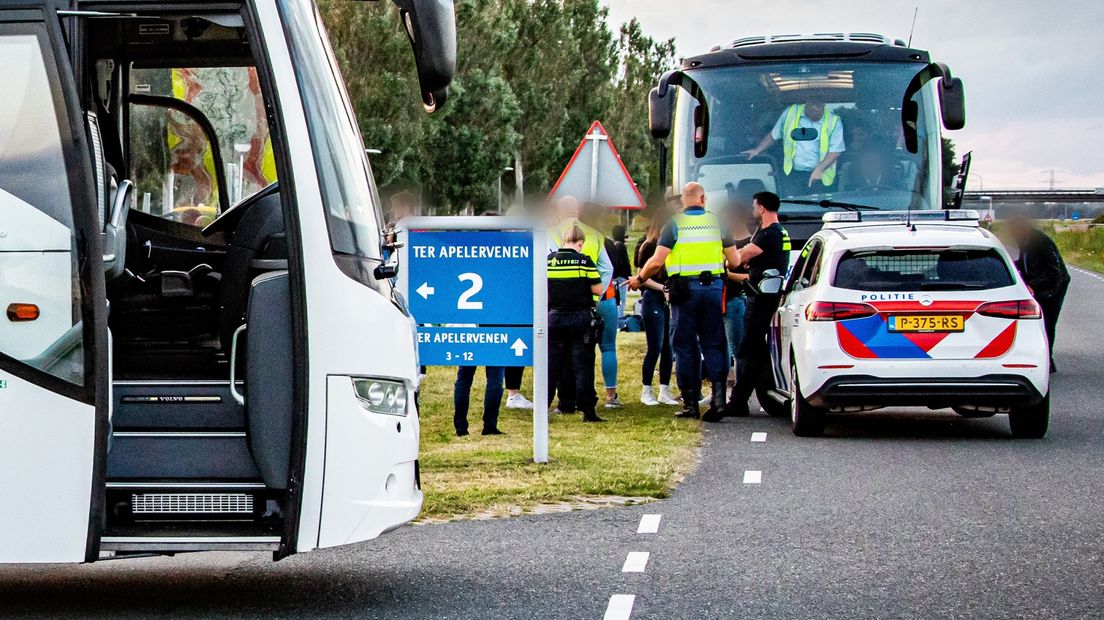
[
  {"xmin": 547, "ymin": 223, "xmax": 606, "ymax": 422},
  {"xmin": 549, "ymin": 196, "xmax": 613, "ymax": 414},
  {"xmin": 630, "ymin": 182, "xmax": 742, "ymax": 420},
  {"xmin": 726, "ymin": 191, "xmax": 791, "ymax": 418}
]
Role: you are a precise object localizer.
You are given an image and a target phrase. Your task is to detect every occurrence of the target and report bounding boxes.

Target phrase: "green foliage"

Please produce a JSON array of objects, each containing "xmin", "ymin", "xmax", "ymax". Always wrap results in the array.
[
  {"xmin": 1049, "ymin": 224, "xmax": 1104, "ymax": 274},
  {"xmin": 318, "ymin": 0, "xmax": 674, "ymax": 213},
  {"xmin": 941, "ymin": 137, "xmax": 959, "ymax": 207}
]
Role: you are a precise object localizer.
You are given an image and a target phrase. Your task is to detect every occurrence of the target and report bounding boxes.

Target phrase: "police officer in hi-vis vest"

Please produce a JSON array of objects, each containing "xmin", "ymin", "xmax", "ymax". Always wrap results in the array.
[
  {"xmin": 742, "ymin": 100, "xmax": 845, "ymax": 197},
  {"xmin": 725, "ymin": 191, "xmax": 791, "ymax": 419},
  {"xmin": 629, "ymin": 182, "xmax": 743, "ymax": 420}
]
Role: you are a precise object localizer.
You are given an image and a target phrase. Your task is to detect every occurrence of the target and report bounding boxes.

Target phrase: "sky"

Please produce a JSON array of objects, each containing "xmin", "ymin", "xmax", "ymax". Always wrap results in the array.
[{"xmin": 603, "ymin": 0, "xmax": 1104, "ymax": 190}]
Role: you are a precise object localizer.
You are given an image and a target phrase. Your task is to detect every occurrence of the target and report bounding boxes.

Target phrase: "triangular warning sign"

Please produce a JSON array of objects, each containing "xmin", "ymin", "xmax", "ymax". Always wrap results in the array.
[{"xmin": 548, "ymin": 121, "xmax": 646, "ymax": 210}]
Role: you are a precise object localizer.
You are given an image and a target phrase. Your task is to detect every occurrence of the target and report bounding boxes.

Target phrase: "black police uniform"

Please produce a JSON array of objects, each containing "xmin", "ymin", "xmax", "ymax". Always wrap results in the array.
[
  {"xmin": 728, "ymin": 222, "xmax": 790, "ymax": 415},
  {"xmin": 547, "ymin": 248, "xmax": 602, "ymax": 421}
]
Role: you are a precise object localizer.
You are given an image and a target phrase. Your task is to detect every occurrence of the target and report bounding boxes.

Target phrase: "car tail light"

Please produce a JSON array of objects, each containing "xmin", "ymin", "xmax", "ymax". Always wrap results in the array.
[
  {"xmin": 977, "ymin": 299, "xmax": 1041, "ymax": 319},
  {"xmin": 805, "ymin": 301, "xmax": 877, "ymax": 322}
]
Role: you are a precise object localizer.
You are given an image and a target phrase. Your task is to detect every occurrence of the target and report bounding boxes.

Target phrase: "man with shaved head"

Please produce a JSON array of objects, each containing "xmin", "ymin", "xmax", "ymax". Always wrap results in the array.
[{"xmin": 629, "ymin": 182, "xmax": 741, "ymax": 420}]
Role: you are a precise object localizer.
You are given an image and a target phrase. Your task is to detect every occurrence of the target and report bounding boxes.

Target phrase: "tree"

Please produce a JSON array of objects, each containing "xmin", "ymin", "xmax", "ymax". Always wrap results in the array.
[
  {"xmin": 422, "ymin": 68, "xmax": 522, "ymax": 212},
  {"xmin": 317, "ymin": 0, "xmax": 673, "ymax": 213},
  {"xmin": 606, "ymin": 19, "xmax": 676, "ymax": 199}
]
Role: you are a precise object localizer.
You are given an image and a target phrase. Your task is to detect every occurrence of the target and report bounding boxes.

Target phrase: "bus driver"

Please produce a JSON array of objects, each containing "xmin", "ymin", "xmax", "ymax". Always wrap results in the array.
[{"xmin": 742, "ymin": 100, "xmax": 845, "ymax": 196}]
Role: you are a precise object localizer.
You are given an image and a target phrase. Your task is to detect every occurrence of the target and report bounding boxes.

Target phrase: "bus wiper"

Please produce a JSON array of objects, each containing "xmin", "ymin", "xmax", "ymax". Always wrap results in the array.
[{"xmin": 779, "ymin": 199, "xmax": 879, "ymax": 212}]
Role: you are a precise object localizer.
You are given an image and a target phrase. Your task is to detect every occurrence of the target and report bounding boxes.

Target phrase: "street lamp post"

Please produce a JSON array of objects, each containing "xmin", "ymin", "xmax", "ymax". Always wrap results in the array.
[{"xmin": 497, "ymin": 166, "xmax": 514, "ymax": 213}]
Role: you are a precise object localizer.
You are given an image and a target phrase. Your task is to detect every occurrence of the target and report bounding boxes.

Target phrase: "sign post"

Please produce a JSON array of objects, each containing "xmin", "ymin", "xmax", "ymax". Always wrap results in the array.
[
  {"xmin": 547, "ymin": 120, "xmax": 646, "ymax": 210},
  {"xmin": 398, "ymin": 217, "xmax": 549, "ymax": 463}
]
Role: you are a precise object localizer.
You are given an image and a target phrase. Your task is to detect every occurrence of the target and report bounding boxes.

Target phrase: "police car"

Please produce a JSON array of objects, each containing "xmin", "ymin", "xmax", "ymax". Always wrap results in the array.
[{"xmin": 759, "ymin": 210, "xmax": 1051, "ymax": 438}]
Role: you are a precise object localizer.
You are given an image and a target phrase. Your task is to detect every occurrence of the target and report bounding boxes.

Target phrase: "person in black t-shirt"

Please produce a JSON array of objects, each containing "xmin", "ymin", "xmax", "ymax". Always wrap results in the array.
[
  {"xmin": 547, "ymin": 224, "xmax": 606, "ymax": 422},
  {"xmin": 726, "ymin": 191, "xmax": 791, "ymax": 418}
]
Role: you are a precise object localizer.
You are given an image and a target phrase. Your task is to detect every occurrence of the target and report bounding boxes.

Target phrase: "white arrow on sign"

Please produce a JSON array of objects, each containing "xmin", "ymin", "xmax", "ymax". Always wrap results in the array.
[
  {"xmin": 510, "ymin": 338, "xmax": 528, "ymax": 357},
  {"xmin": 416, "ymin": 282, "xmax": 435, "ymax": 300}
]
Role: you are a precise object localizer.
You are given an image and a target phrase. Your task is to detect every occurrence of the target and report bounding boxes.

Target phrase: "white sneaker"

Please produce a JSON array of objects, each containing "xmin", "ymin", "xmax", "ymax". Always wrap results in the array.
[
  {"xmin": 658, "ymin": 385, "xmax": 680, "ymax": 406},
  {"xmin": 506, "ymin": 393, "xmax": 534, "ymax": 410},
  {"xmin": 698, "ymin": 391, "xmax": 711, "ymax": 406},
  {"xmin": 641, "ymin": 386, "xmax": 659, "ymax": 406}
]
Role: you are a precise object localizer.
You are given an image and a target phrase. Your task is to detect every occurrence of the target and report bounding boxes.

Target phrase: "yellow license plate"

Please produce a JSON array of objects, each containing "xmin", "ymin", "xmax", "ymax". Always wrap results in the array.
[{"xmin": 888, "ymin": 315, "xmax": 964, "ymax": 333}]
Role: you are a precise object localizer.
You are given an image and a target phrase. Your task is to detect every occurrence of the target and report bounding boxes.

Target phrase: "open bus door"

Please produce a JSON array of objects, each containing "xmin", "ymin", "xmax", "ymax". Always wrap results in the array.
[{"xmin": 0, "ymin": 1, "xmax": 110, "ymax": 563}]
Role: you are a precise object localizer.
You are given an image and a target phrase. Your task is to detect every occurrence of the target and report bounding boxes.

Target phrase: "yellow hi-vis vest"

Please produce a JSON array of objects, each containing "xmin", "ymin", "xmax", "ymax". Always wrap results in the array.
[
  {"xmin": 665, "ymin": 210, "xmax": 725, "ymax": 276},
  {"xmin": 551, "ymin": 219, "xmax": 604, "ymax": 299},
  {"xmin": 551, "ymin": 219, "xmax": 604, "ymax": 265},
  {"xmin": 782, "ymin": 104, "xmax": 840, "ymax": 186}
]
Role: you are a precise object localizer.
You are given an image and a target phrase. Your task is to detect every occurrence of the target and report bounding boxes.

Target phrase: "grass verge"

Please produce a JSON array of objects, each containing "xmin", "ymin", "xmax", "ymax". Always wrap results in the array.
[
  {"xmin": 416, "ymin": 330, "xmax": 701, "ymax": 521},
  {"xmin": 1049, "ymin": 224, "xmax": 1104, "ymax": 274}
]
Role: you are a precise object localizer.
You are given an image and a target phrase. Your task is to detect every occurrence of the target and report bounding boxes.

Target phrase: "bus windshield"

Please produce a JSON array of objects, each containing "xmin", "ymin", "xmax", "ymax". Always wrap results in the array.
[{"xmin": 672, "ymin": 61, "xmax": 937, "ymax": 215}]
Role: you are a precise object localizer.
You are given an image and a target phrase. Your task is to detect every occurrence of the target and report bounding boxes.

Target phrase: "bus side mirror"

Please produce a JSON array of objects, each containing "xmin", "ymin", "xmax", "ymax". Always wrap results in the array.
[
  {"xmin": 648, "ymin": 86, "xmax": 673, "ymax": 139},
  {"xmin": 374, "ymin": 261, "xmax": 399, "ymax": 280},
  {"xmin": 939, "ymin": 76, "xmax": 966, "ymax": 130},
  {"xmin": 758, "ymin": 269, "xmax": 784, "ymax": 295},
  {"xmin": 392, "ymin": 0, "xmax": 456, "ymax": 113}
]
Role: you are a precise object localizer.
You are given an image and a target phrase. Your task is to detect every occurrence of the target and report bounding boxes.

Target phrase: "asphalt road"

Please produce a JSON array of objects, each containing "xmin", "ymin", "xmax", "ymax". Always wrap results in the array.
[{"xmin": 3, "ymin": 269, "xmax": 1102, "ymax": 619}]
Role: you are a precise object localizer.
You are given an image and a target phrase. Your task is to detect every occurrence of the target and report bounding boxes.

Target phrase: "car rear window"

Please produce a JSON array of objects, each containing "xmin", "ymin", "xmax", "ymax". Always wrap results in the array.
[{"xmin": 833, "ymin": 249, "xmax": 1015, "ymax": 292}]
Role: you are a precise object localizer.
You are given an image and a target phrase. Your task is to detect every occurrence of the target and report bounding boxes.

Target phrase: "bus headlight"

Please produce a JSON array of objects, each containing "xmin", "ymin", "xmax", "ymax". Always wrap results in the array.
[{"xmin": 352, "ymin": 378, "xmax": 409, "ymax": 416}]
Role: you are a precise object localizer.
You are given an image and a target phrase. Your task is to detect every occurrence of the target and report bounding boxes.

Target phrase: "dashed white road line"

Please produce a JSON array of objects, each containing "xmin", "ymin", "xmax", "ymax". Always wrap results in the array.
[
  {"xmin": 622, "ymin": 551, "xmax": 650, "ymax": 573},
  {"xmin": 751, "ymin": 432, "xmax": 767, "ymax": 442},
  {"xmin": 636, "ymin": 514, "xmax": 661, "ymax": 534},
  {"xmin": 1074, "ymin": 267, "xmax": 1104, "ymax": 282},
  {"xmin": 743, "ymin": 470, "xmax": 762, "ymax": 484},
  {"xmin": 603, "ymin": 594, "xmax": 636, "ymax": 620}
]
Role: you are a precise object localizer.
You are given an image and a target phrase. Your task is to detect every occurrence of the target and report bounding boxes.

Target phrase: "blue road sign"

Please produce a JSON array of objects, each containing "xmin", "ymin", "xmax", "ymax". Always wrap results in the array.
[
  {"xmin": 400, "ymin": 217, "xmax": 550, "ymax": 462},
  {"xmin": 406, "ymin": 230, "xmax": 535, "ymax": 325},
  {"xmin": 416, "ymin": 326, "xmax": 533, "ymax": 366}
]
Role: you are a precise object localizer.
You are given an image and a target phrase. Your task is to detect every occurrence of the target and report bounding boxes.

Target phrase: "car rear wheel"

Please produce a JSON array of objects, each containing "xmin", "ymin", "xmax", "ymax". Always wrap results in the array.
[
  {"xmin": 790, "ymin": 362, "xmax": 826, "ymax": 437},
  {"xmin": 1009, "ymin": 394, "xmax": 1050, "ymax": 439}
]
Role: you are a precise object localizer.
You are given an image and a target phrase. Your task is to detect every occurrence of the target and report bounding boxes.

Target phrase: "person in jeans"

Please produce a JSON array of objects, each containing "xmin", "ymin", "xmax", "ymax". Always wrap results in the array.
[
  {"xmin": 582, "ymin": 202, "xmax": 622, "ymax": 409},
  {"xmin": 547, "ymin": 223, "xmax": 606, "ymax": 422},
  {"xmin": 454, "ymin": 366, "xmax": 505, "ymax": 436},
  {"xmin": 635, "ymin": 212, "xmax": 678, "ymax": 406},
  {"xmin": 723, "ymin": 205, "xmax": 754, "ymax": 387}
]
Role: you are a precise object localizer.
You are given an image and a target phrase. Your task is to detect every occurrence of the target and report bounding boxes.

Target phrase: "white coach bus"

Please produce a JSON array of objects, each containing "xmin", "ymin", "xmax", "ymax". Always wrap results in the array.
[{"xmin": 0, "ymin": 0, "xmax": 453, "ymax": 562}]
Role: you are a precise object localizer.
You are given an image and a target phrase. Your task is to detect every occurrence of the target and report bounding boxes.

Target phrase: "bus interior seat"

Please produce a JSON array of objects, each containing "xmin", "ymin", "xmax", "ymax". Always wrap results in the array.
[
  {"xmin": 734, "ymin": 179, "xmax": 767, "ymax": 206},
  {"xmin": 242, "ymin": 270, "xmax": 294, "ymax": 489},
  {"xmin": 218, "ymin": 191, "xmax": 287, "ymax": 352}
]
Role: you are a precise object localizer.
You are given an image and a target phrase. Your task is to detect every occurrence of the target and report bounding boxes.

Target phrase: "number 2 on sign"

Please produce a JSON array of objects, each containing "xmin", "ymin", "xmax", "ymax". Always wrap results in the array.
[{"xmin": 457, "ymin": 273, "xmax": 484, "ymax": 310}]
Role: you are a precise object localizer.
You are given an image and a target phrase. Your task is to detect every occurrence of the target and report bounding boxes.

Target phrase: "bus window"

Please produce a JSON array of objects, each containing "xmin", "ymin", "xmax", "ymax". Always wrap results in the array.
[
  {"xmin": 128, "ymin": 67, "xmax": 277, "ymax": 224},
  {"xmin": 279, "ymin": 0, "xmax": 385, "ymax": 281},
  {"xmin": 0, "ymin": 30, "xmax": 83, "ymax": 384}
]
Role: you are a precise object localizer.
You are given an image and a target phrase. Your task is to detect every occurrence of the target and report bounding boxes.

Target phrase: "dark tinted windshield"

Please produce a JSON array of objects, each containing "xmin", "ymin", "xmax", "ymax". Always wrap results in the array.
[{"xmin": 833, "ymin": 249, "xmax": 1014, "ymax": 292}]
